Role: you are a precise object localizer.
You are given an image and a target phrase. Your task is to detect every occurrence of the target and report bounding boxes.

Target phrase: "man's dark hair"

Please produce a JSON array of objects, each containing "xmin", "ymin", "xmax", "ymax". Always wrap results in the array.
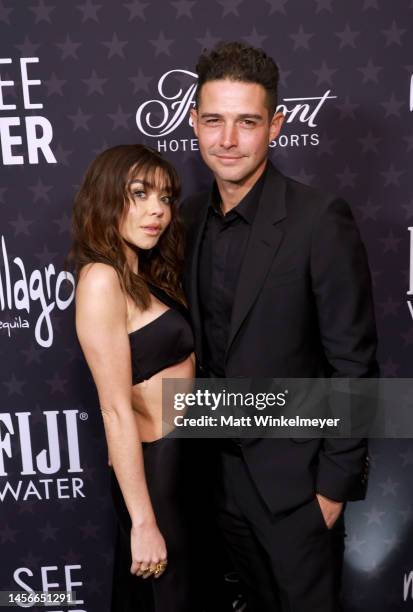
[{"xmin": 195, "ymin": 41, "xmax": 279, "ymax": 116}]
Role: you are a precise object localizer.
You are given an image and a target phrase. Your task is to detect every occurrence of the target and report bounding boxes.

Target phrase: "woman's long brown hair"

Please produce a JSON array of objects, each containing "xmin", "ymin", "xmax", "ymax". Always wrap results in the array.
[{"xmin": 68, "ymin": 144, "xmax": 185, "ymax": 309}]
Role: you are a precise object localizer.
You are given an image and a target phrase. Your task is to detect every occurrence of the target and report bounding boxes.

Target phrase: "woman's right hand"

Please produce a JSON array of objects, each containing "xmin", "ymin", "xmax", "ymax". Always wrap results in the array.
[{"xmin": 130, "ymin": 521, "xmax": 168, "ymax": 579}]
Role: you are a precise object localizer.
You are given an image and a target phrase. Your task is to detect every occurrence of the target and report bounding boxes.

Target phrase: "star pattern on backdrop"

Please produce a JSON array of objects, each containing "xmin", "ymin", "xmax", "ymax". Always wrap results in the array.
[
  {"xmin": 107, "ymin": 105, "xmax": 132, "ymax": 129},
  {"xmin": 124, "ymin": 0, "xmax": 148, "ymax": 20},
  {"xmin": 3, "ymin": 374, "xmax": 26, "ymax": 396},
  {"xmin": 44, "ymin": 72, "xmax": 66, "ymax": 96},
  {"xmin": 265, "ymin": 0, "xmax": 288, "ymax": 14},
  {"xmin": 335, "ymin": 23, "xmax": 359, "ymax": 48},
  {"xmin": 217, "ymin": 0, "xmax": 244, "ymax": 17},
  {"xmin": 15, "ymin": 36, "xmax": 41, "ymax": 55},
  {"xmin": 56, "ymin": 35, "xmax": 82, "ymax": 59},
  {"xmin": 336, "ymin": 95, "xmax": 359, "ymax": 120},
  {"xmin": 2, "ymin": 4, "xmax": 412, "ymax": 611},
  {"xmin": 150, "ymin": 31, "xmax": 174, "ymax": 56},
  {"xmin": 358, "ymin": 131, "xmax": 382, "ymax": 154},
  {"xmin": 290, "ymin": 25, "xmax": 314, "ymax": 50},
  {"xmin": 28, "ymin": 178, "xmax": 53, "ymax": 203},
  {"xmin": 9, "ymin": 213, "xmax": 34, "ymax": 236},
  {"xmin": 381, "ymin": 93, "xmax": 404, "ymax": 118},
  {"xmin": 358, "ymin": 59, "xmax": 383, "ymax": 84},
  {"xmin": 0, "ymin": 0, "xmax": 13, "ymax": 24},
  {"xmin": 314, "ymin": 0, "xmax": 332, "ymax": 13},
  {"xmin": 243, "ymin": 27, "xmax": 267, "ymax": 48},
  {"xmin": 82, "ymin": 70, "xmax": 107, "ymax": 95},
  {"xmin": 76, "ymin": 0, "xmax": 102, "ymax": 22},
  {"xmin": 196, "ymin": 29, "xmax": 220, "ymax": 49},
  {"xmin": 129, "ymin": 68, "xmax": 153, "ymax": 93},
  {"xmin": 381, "ymin": 164, "xmax": 404, "ymax": 187},
  {"xmin": 312, "ymin": 61, "xmax": 337, "ymax": 86},
  {"xmin": 102, "ymin": 33, "xmax": 128, "ymax": 58},
  {"xmin": 382, "ymin": 21, "xmax": 407, "ymax": 46},
  {"xmin": 68, "ymin": 107, "xmax": 93, "ymax": 131},
  {"xmin": 171, "ymin": 0, "xmax": 196, "ymax": 18},
  {"xmin": 29, "ymin": 0, "xmax": 56, "ymax": 24}
]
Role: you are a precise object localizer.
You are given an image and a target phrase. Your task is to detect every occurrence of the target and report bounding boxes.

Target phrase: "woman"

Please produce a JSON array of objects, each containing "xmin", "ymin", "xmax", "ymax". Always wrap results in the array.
[{"xmin": 70, "ymin": 144, "xmax": 196, "ymax": 611}]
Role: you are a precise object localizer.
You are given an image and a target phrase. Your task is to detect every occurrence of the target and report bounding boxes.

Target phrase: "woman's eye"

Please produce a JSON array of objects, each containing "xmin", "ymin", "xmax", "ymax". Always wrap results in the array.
[
  {"xmin": 161, "ymin": 195, "xmax": 173, "ymax": 205},
  {"xmin": 133, "ymin": 190, "xmax": 146, "ymax": 198}
]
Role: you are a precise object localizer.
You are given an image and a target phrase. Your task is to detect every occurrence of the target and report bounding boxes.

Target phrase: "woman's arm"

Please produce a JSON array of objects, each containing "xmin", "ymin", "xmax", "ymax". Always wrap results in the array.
[{"xmin": 75, "ymin": 263, "xmax": 166, "ymax": 576}]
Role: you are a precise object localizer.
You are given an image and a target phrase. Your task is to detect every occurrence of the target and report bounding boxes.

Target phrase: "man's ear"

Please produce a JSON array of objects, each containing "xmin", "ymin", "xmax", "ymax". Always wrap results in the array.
[
  {"xmin": 269, "ymin": 111, "xmax": 285, "ymax": 143},
  {"xmin": 190, "ymin": 108, "xmax": 199, "ymax": 137}
]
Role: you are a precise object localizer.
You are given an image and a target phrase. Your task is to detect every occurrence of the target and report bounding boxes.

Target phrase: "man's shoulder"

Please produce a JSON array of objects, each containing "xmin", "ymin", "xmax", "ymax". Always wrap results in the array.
[
  {"xmin": 271, "ymin": 165, "xmax": 348, "ymax": 221},
  {"xmin": 281, "ymin": 171, "xmax": 337, "ymax": 211}
]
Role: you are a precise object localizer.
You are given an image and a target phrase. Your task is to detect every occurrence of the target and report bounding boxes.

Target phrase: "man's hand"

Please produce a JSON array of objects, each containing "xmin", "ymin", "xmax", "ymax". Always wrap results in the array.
[{"xmin": 316, "ymin": 493, "xmax": 343, "ymax": 529}]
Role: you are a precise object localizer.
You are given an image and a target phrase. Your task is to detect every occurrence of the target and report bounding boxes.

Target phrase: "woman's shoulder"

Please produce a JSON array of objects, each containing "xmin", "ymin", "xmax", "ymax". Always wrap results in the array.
[{"xmin": 77, "ymin": 262, "xmax": 122, "ymax": 297}]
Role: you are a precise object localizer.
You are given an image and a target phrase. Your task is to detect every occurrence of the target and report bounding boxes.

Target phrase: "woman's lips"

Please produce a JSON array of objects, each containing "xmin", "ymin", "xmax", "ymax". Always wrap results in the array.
[{"xmin": 141, "ymin": 225, "xmax": 162, "ymax": 235}]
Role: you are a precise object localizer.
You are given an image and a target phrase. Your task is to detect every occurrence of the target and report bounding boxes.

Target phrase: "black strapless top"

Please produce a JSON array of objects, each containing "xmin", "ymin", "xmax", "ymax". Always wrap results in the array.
[{"xmin": 128, "ymin": 283, "xmax": 194, "ymax": 385}]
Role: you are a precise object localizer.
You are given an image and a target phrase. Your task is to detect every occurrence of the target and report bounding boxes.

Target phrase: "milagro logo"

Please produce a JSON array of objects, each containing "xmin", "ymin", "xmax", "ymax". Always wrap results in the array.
[
  {"xmin": 0, "ymin": 235, "xmax": 75, "ymax": 347},
  {"xmin": 135, "ymin": 69, "xmax": 337, "ymax": 152},
  {"xmin": 0, "ymin": 409, "xmax": 85, "ymax": 502}
]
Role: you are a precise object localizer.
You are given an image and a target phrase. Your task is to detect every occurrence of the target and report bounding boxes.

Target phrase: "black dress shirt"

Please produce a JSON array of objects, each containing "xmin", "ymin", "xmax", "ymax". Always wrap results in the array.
[{"xmin": 198, "ymin": 167, "xmax": 267, "ymax": 376}]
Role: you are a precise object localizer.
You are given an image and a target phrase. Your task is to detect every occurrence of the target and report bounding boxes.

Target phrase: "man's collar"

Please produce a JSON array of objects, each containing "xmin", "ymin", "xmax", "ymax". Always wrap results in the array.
[{"xmin": 208, "ymin": 162, "xmax": 269, "ymax": 224}]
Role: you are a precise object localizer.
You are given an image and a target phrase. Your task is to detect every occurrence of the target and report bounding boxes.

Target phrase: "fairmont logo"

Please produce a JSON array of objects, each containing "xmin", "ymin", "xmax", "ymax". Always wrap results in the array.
[
  {"xmin": 0, "ymin": 235, "xmax": 75, "ymax": 347},
  {"xmin": 135, "ymin": 69, "xmax": 336, "ymax": 151}
]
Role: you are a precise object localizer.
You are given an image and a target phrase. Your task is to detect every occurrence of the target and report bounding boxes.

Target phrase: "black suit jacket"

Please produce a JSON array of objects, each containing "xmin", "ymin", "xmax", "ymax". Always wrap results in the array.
[{"xmin": 181, "ymin": 162, "xmax": 378, "ymax": 515}]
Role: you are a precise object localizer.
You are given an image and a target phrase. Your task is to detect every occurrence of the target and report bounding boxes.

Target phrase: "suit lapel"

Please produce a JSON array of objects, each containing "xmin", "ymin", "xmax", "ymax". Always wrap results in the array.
[{"xmin": 226, "ymin": 165, "xmax": 287, "ymax": 360}]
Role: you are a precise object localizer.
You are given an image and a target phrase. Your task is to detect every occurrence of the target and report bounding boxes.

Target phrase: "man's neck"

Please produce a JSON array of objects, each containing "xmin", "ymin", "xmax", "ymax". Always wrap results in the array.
[{"xmin": 216, "ymin": 160, "xmax": 267, "ymax": 214}]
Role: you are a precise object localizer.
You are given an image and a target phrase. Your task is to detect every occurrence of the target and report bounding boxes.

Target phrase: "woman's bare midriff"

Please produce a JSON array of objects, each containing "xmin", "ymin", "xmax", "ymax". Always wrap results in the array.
[{"xmin": 131, "ymin": 353, "xmax": 196, "ymax": 442}]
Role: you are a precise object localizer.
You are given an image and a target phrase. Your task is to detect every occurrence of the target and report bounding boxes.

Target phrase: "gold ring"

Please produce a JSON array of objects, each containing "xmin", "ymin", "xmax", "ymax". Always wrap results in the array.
[{"xmin": 154, "ymin": 561, "xmax": 167, "ymax": 574}]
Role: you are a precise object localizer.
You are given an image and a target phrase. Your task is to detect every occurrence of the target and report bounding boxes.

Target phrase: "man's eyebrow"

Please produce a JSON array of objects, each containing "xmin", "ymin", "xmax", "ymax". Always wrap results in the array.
[
  {"xmin": 199, "ymin": 113, "xmax": 264, "ymax": 120},
  {"xmin": 199, "ymin": 113, "xmax": 222, "ymax": 118},
  {"xmin": 238, "ymin": 113, "xmax": 263, "ymax": 120}
]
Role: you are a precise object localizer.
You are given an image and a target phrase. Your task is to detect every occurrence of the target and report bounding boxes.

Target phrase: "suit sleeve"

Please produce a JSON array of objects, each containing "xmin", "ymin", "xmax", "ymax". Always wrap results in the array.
[{"xmin": 310, "ymin": 197, "xmax": 379, "ymax": 501}]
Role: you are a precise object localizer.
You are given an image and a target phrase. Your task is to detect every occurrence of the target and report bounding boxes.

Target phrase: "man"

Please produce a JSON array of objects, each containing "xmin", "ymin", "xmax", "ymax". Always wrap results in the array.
[{"xmin": 181, "ymin": 42, "xmax": 378, "ymax": 611}]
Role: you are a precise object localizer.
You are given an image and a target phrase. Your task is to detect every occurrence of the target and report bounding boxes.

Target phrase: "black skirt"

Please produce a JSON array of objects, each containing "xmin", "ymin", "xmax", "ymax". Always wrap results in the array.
[{"xmin": 110, "ymin": 437, "xmax": 196, "ymax": 612}]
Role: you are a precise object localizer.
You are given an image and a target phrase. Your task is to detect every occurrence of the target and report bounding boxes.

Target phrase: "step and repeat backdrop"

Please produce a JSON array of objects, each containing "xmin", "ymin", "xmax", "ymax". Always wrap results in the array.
[{"xmin": 1, "ymin": 1, "xmax": 413, "ymax": 611}]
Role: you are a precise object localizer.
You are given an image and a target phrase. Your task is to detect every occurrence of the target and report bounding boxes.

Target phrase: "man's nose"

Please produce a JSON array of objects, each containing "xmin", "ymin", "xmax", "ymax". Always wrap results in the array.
[{"xmin": 220, "ymin": 122, "xmax": 238, "ymax": 148}]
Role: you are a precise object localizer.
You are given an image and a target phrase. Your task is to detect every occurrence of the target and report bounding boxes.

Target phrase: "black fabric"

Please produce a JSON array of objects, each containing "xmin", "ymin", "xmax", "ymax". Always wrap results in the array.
[
  {"xmin": 214, "ymin": 450, "xmax": 345, "ymax": 612},
  {"xmin": 110, "ymin": 438, "xmax": 197, "ymax": 612},
  {"xmin": 181, "ymin": 162, "xmax": 378, "ymax": 512},
  {"xmin": 128, "ymin": 284, "xmax": 194, "ymax": 385},
  {"xmin": 198, "ymin": 168, "xmax": 266, "ymax": 376}
]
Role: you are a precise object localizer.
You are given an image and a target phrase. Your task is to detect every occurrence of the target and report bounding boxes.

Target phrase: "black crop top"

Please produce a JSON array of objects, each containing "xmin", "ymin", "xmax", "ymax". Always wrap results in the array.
[{"xmin": 128, "ymin": 283, "xmax": 194, "ymax": 385}]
